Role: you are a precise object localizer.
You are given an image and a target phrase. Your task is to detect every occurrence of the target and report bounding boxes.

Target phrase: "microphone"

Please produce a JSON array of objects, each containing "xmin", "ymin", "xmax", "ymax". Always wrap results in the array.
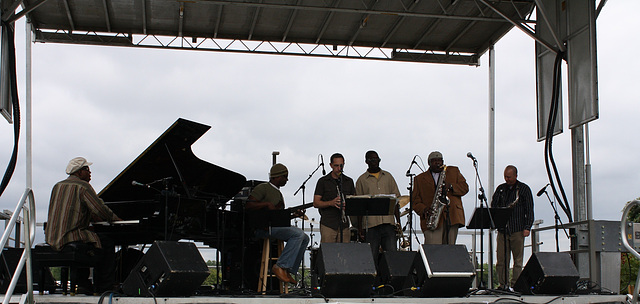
[
  {"xmin": 537, "ymin": 183, "xmax": 550, "ymax": 197},
  {"xmin": 131, "ymin": 181, "xmax": 148, "ymax": 188},
  {"xmin": 406, "ymin": 155, "xmax": 417, "ymax": 177},
  {"xmin": 466, "ymin": 152, "xmax": 477, "ymax": 161},
  {"xmin": 321, "ymin": 155, "xmax": 326, "ymax": 175}
]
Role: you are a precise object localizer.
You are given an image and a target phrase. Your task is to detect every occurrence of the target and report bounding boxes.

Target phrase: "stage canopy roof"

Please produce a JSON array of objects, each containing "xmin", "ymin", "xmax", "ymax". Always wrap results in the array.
[{"xmin": 16, "ymin": 0, "xmax": 535, "ymax": 65}]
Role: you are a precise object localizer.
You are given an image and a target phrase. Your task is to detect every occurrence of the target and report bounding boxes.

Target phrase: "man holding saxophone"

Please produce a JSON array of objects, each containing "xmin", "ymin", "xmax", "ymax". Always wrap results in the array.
[{"xmin": 412, "ymin": 151, "xmax": 469, "ymax": 244}]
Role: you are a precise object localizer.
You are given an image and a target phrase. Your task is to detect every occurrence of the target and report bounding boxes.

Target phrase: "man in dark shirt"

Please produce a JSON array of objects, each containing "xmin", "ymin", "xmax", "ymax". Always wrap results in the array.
[
  {"xmin": 313, "ymin": 153, "xmax": 355, "ymax": 243},
  {"xmin": 246, "ymin": 163, "xmax": 309, "ymax": 284},
  {"xmin": 491, "ymin": 165, "xmax": 534, "ymax": 290}
]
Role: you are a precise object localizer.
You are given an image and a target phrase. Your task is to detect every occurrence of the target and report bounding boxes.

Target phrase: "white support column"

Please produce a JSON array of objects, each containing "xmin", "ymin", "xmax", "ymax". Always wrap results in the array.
[
  {"xmin": 585, "ymin": 123, "xmax": 593, "ymax": 221},
  {"xmin": 487, "ymin": 45, "xmax": 496, "ymax": 288},
  {"xmin": 26, "ymin": 19, "xmax": 32, "ymax": 189}
]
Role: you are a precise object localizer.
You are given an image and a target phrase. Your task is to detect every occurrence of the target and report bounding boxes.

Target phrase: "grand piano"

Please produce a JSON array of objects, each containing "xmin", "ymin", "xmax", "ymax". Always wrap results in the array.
[{"xmin": 97, "ymin": 118, "xmax": 247, "ymax": 248}]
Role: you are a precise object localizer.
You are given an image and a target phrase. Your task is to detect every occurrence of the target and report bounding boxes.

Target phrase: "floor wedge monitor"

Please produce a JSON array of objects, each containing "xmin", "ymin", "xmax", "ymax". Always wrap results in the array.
[
  {"xmin": 514, "ymin": 252, "xmax": 579, "ymax": 295},
  {"xmin": 404, "ymin": 244, "xmax": 475, "ymax": 297},
  {"xmin": 378, "ymin": 250, "xmax": 416, "ymax": 294},
  {"xmin": 122, "ymin": 241, "xmax": 210, "ymax": 297},
  {"xmin": 315, "ymin": 242, "xmax": 376, "ymax": 297}
]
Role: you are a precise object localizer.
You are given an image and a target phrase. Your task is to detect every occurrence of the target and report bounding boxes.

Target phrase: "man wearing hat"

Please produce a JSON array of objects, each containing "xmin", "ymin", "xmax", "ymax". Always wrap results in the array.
[
  {"xmin": 246, "ymin": 163, "xmax": 309, "ymax": 285},
  {"xmin": 45, "ymin": 157, "xmax": 122, "ymax": 293},
  {"xmin": 411, "ymin": 151, "xmax": 469, "ymax": 244}
]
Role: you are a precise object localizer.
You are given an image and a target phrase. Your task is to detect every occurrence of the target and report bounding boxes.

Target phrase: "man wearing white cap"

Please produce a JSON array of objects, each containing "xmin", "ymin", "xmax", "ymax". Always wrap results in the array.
[
  {"xmin": 46, "ymin": 157, "xmax": 122, "ymax": 293},
  {"xmin": 411, "ymin": 151, "xmax": 469, "ymax": 245}
]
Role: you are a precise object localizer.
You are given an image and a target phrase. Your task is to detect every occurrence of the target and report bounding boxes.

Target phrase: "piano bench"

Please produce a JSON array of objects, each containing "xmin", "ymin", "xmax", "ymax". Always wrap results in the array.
[{"xmin": 32, "ymin": 244, "xmax": 96, "ymax": 295}]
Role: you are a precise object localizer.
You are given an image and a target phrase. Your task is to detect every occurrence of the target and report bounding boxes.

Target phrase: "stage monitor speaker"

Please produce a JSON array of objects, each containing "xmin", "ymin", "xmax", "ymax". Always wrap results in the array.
[
  {"xmin": 316, "ymin": 243, "xmax": 376, "ymax": 297},
  {"xmin": 514, "ymin": 252, "xmax": 579, "ymax": 295},
  {"xmin": 404, "ymin": 244, "xmax": 475, "ymax": 297},
  {"xmin": 122, "ymin": 241, "xmax": 210, "ymax": 297},
  {"xmin": 378, "ymin": 251, "xmax": 416, "ymax": 294}
]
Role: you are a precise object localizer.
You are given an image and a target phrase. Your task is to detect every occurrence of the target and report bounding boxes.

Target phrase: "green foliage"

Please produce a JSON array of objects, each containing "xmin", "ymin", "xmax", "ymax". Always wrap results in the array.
[
  {"xmin": 627, "ymin": 198, "xmax": 640, "ymax": 222},
  {"xmin": 203, "ymin": 260, "xmax": 221, "ymax": 286},
  {"xmin": 621, "ymin": 253, "xmax": 639, "ymax": 294},
  {"xmin": 49, "ymin": 267, "xmax": 61, "ymax": 281}
]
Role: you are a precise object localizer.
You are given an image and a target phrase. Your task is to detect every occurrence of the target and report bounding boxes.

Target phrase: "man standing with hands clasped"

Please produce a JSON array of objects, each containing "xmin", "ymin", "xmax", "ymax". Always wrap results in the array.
[
  {"xmin": 491, "ymin": 165, "xmax": 534, "ymax": 290},
  {"xmin": 354, "ymin": 150, "xmax": 401, "ymax": 263}
]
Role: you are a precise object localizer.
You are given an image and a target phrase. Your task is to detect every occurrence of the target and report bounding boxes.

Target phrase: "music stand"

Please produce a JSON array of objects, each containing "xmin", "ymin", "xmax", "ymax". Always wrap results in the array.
[
  {"xmin": 466, "ymin": 207, "xmax": 512, "ymax": 291},
  {"xmin": 345, "ymin": 196, "xmax": 395, "ymax": 245},
  {"xmin": 248, "ymin": 210, "xmax": 291, "ymax": 229},
  {"xmin": 345, "ymin": 196, "xmax": 395, "ymax": 217},
  {"xmin": 467, "ymin": 207, "xmax": 511, "ymax": 230}
]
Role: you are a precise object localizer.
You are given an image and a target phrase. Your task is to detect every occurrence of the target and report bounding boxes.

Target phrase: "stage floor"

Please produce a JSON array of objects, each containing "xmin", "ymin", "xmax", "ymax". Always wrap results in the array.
[{"xmin": 3, "ymin": 294, "xmax": 629, "ymax": 304}]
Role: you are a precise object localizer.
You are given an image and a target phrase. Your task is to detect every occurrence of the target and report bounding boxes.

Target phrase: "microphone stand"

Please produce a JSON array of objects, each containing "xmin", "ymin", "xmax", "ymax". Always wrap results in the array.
[
  {"xmin": 541, "ymin": 190, "xmax": 570, "ymax": 252},
  {"xmin": 405, "ymin": 156, "xmax": 421, "ymax": 251},
  {"xmin": 406, "ymin": 173, "xmax": 415, "ymax": 251},
  {"xmin": 337, "ymin": 174, "xmax": 346, "ymax": 243},
  {"xmin": 293, "ymin": 163, "xmax": 321, "ymax": 290},
  {"xmin": 293, "ymin": 163, "xmax": 322, "ymax": 196},
  {"xmin": 470, "ymin": 157, "xmax": 494, "ymax": 290}
]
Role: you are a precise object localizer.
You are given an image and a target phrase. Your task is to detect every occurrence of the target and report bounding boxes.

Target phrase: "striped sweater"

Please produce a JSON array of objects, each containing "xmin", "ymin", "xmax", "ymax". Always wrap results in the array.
[
  {"xmin": 45, "ymin": 175, "xmax": 119, "ymax": 250},
  {"xmin": 490, "ymin": 180, "xmax": 534, "ymax": 234}
]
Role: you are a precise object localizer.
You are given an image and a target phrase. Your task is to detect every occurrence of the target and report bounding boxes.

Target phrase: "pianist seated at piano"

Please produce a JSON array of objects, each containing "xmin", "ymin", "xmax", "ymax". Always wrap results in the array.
[
  {"xmin": 245, "ymin": 163, "xmax": 309, "ymax": 285},
  {"xmin": 45, "ymin": 157, "xmax": 123, "ymax": 294}
]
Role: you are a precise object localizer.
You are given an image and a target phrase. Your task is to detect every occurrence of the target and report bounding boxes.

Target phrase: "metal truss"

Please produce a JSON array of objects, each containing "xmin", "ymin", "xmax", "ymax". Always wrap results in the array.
[{"xmin": 34, "ymin": 29, "xmax": 480, "ymax": 66}]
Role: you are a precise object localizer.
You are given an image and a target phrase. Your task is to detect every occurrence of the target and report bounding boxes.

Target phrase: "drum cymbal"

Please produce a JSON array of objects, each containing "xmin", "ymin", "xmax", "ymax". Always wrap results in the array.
[{"xmin": 397, "ymin": 195, "xmax": 410, "ymax": 208}]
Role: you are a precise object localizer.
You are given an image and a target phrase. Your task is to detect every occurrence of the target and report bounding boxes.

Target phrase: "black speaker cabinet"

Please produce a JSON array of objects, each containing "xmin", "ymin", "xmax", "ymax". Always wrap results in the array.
[
  {"xmin": 2, "ymin": 247, "xmax": 56, "ymax": 294},
  {"xmin": 514, "ymin": 252, "xmax": 579, "ymax": 295},
  {"xmin": 378, "ymin": 251, "xmax": 416, "ymax": 294},
  {"xmin": 122, "ymin": 241, "xmax": 210, "ymax": 297},
  {"xmin": 316, "ymin": 243, "xmax": 376, "ymax": 298},
  {"xmin": 404, "ymin": 244, "xmax": 475, "ymax": 297}
]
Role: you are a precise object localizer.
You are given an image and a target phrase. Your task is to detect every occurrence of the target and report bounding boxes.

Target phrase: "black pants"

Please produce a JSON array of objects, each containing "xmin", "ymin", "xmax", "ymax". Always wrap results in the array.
[
  {"xmin": 365, "ymin": 224, "xmax": 397, "ymax": 267},
  {"xmin": 61, "ymin": 234, "xmax": 116, "ymax": 292}
]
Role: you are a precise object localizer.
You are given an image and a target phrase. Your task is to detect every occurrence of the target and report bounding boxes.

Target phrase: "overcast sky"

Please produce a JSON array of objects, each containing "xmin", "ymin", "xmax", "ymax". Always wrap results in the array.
[{"xmin": 0, "ymin": 1, "xmax": 638, "ymax": 261}]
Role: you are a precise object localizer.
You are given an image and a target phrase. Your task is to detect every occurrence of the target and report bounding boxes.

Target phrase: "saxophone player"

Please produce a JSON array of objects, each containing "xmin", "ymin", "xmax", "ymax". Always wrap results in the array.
[{"xmin": 412, "ymin": 151, "xmax": 469, "ymax": 245}]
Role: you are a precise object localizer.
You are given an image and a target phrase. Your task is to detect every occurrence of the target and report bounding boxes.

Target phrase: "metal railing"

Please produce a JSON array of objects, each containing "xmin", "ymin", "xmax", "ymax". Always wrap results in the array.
[
  {"xmin": 621, "ymin": 200, "xmax": 640, "ymax": 304},
  {"xmin": 0, "ymin": 188, "xmax": 36, "ymax": 304}
]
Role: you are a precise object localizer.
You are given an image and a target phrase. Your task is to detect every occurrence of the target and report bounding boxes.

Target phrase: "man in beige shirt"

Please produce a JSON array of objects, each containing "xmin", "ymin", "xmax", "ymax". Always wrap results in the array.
[{"xmin": 354, "ymin": 151, "xmax": 401, "ymax": 263}]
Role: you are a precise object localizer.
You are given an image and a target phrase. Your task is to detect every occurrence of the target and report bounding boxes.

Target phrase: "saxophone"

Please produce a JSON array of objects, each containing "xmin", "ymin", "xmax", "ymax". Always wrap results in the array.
[
  {"xmin": 425, "ymin": 165, "xmax": 450, "ymax": 230},
  {"xmin": 507, "ymin": 185, "xmax": 520, "ymax": 208}
]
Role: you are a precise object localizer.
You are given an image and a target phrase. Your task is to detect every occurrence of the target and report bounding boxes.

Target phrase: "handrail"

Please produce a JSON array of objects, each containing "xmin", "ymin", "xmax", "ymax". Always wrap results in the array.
[
  {"xmin": 0, "ymin": 188, "xmax": 36, "ymax": 304},
  {"xmin": 621, "ymin": 200, "xmax": 640, "ymax": 304}
]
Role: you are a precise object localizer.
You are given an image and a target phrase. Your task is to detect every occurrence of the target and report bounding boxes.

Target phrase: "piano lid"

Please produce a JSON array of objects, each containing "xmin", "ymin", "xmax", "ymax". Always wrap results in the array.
[{"xmin": 99, "ymin": 118, "xmax": 246, "ymax": 202}]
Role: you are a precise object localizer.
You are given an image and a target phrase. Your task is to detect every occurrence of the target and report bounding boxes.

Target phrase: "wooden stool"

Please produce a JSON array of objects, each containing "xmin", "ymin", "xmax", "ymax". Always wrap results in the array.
[{"xmin": 257, "ymin": 238, "xmax": 289, "ymax": 294}]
